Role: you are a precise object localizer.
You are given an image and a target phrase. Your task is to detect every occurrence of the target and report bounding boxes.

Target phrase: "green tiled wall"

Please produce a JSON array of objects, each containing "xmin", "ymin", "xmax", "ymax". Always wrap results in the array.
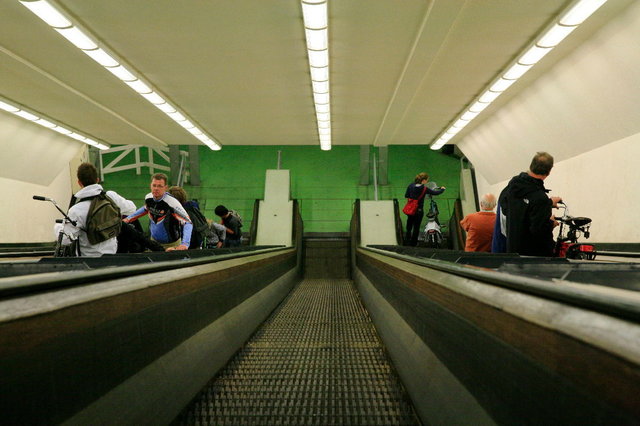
[{"xmin": 102, "ymin": 145, "xmax": 460, "ymax": 233}]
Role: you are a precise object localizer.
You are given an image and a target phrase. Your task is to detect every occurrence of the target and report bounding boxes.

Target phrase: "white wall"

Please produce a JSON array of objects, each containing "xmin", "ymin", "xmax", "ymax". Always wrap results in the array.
[
  {"xmin": 459, "ymin": 2, "xmax": 640, "ymax": 243},
  {"xmin": 0, "ymin": 112, "xmax": 85, "ymax": 243},
  {"xmin": 475, "ymin": 134, "xmax": 640, "ymax": 243}
]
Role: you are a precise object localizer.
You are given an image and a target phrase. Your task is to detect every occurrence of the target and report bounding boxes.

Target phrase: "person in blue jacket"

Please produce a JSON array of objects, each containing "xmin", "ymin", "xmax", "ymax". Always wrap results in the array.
[{"xmin": 124, "ymin": 173, "xmax": 193, "ymax": 251}]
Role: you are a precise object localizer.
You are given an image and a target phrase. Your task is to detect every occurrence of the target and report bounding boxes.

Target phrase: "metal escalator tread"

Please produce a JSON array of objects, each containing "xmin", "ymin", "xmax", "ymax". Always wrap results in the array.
[{"xmin": 178, "ymin": 278, "xmax": 420, "ymax": 425}]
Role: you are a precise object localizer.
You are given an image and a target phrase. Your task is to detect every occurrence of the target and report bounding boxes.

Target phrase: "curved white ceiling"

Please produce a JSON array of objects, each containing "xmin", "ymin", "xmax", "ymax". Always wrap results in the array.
[{"xmin": 0, "ymin": 0, "xmax": 635, "ymax": 149}]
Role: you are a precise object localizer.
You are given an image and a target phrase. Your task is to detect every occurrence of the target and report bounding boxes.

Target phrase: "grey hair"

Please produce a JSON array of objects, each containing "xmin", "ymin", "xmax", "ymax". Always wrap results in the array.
[{"xmin": 480, "ymin": 193, "xmax": 497, "ymax": 210}]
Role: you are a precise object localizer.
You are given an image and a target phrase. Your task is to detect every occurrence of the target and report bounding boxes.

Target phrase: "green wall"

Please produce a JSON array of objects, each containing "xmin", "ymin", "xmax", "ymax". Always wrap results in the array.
[{"xmin": 102, "ymin": 145, "xmax": 460, "ymax": 234}]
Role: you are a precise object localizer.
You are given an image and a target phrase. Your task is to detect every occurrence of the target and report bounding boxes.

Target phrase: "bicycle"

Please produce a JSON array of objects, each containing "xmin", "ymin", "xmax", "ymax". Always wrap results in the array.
[{"xmin": 554, "ymin": 202, "xmax": 596, "ymax": 260}]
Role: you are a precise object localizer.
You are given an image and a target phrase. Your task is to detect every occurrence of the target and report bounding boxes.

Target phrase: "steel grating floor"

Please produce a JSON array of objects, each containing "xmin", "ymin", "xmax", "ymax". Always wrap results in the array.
[{"xmin": 176, "ymin": 278, "xmax": 420, "ymax": 425}]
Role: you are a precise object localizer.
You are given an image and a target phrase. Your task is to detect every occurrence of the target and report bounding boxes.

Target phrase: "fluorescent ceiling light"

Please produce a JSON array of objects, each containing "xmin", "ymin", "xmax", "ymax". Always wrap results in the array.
[
  {"xmin": 177, "ymin": 120, "xmax": 196, "ymax": 130},
  {"xmin": 560, "ymin": 0, "xmax": 607, "ymax": 26},
  {"xmin": 452, "ymin": 119, "xmax": 469, "ymax": 129},
  {"xmin": 537, "ymin": 24, "xmax": 576, "ymax": 48},
  {"xmin": 302, "ymin": 0, "xmax": 330, "ymax": 150},
  {"xmin": 15, "ymin": 110, "xmax": 39, "ymax": 121},
  {"xmin": 308, "ymin": 49, "xmax": 329, "ymax": 68},
  {"xmin": 503, "ymin": 63, "xmax": 533, "ymax": 80},
  {"xmin": 167, "ymin": 111, "xmax": 186, "ymax": 122},
  {"xmin": 310, "ymin": 66, "xmax": 328, "ymax": 81},
  {"xmin": 314, "ymin": 92, "xmax": 329, "ymax": 104},
  {"xmin": 141, "ymin": 91, "xmax": 166, "ymax": 105},
  {"xmin": 124, "ymin": 79, "xmax": 152, "ymax": 94},
  {"xmin": 430, "ymin": 140, "xmax": 446, "ymax": 151},
  {"xmin": 0, "ymin": 101, "xmax": 20, "ymax": 112},
  {"xmin": 82, "ymin": 48, "xmax": 119, "ymax": 67},
  {"xmin": 154, "ymin": 102, "xmax": 177, "ymax": 114},
  {"xmin": 68, "ymin": 133, "xmax": 87, "ymax": 142},
  {"xmin": 519, "ymin": 45, "xmax": 552, "ymax": 65},
  {"xmin": 313, "ymin": 80, "xmax": 329, "ymax": 93},
  {"xmin": 305, "ymin": 29, "xmax": 327, "ymax": 51},
  {"xmin": 34, "ymin": 118, "xmax": 57, "ymax": 128},
  {"xmin": 316, "ymin": 104, "xmax": 329, "ymax": 114},
  {"xmin": 51, "ymin": 126, "xmax": 72, "ymax": 135},
  {"xmin": 478, "ymin": 90, "xmax": 501, "ymax": 103},
  {"xmin": 20, "ymin": 0, "xmax": 221, "ymax": 151},
  {"xmin": 54, "ymin": 26, "xmax": 98, "ymax": 50},
  {"xmin": 469, "ymin": 101, "xmax": 489, "ymax": 113},
  {"xmin": 302, "ymin": 1, "xmax": 327, "ymax": 29},
  {"xmin": 1, "ymin": 96, "xmax": 109, "ymax": 149},
  {"xmin": 316, "ymin": 112, "xmax": 330, "ymax": 121},
  {"xmin": 195, "ymin": 134, "xmax": 221, "ymax": 150},
  {"xmin": 187, "ymin": 127, "xmax": 203, "ymax": 136},
  {"xmin": 430, "ymin": 0, "xmax": 606, "ymax": 151},
  {"xmin": 489, "ymin": 78, "xmax": 516, "ymax": 93},
  {"xmin": 19, "ymin": 0, "xmax": 71, "ymax": 28},
  {"xmin": 104, "ymin": 65, "xmax": 136, "ymax": 81},
  {"xmin": 460, "ymin": 111, "xmax": 479, "ymax": 121}
]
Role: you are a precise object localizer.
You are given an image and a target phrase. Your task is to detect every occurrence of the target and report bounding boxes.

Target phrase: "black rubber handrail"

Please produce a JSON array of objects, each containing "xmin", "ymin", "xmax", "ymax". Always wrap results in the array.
[
  {"xmin": 249, "ymin": 198, "xmax": 261, "ymax": 245},
  {"xmin": 361, "ymin": 246, "xmax": 640, "ymax": 324},
  {"xmin": 0, "ymin": 246, "xmax": 290, "ymax": 300}
]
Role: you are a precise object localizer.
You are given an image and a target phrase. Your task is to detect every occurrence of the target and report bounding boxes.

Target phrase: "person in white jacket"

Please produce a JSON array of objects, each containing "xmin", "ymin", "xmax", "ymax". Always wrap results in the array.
[{"xmin": 54, "ymin": 163, "xmax": 135, "ymax": 257}]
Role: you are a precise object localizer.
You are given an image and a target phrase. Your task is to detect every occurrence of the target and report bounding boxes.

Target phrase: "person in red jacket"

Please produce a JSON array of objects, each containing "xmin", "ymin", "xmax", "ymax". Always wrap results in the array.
[{"xmin": 460, "ymin": 193, "xmax": 497, "ymax": 252}]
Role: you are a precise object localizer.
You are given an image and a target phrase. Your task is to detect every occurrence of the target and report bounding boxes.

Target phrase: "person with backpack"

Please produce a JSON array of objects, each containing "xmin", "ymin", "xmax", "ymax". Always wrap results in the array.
[
  {"xmin": 167, "ymin": 186, "xmax": 208, "ymax": 249},
  {"xmin": 53, "ymin": 162, "xmax": 135, "ymax": 257},
  {"xmin": 214, "ymin": 205, "xmax": 242, "ymax": 247},
  {"xmin": 124, "ymin": 173, "xmax": 193, "ymax": 251}
]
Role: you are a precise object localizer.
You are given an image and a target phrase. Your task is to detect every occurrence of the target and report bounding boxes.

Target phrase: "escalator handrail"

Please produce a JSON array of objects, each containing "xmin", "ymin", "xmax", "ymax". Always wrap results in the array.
[
  {"xmin": 0, "ymin": 246, "xmax": 291, "ymax": 300},
  {"xmin": 360, "ymin": 246, "xmax": 640, "ymax": 324}
]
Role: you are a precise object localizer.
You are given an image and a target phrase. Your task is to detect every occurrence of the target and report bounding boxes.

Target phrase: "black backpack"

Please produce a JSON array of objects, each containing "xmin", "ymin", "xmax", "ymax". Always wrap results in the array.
[
  {"xmin": 78, "ymin": 191, "xmax": 122, "ymax": 244},
  {"xmin": 184, "ymin": 204, "xmax": 209, "ymax": 249}
]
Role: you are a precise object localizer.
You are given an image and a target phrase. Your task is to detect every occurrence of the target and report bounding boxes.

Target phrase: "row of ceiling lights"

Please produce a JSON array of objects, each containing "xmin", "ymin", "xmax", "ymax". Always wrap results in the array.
[
  {"xmin": 7, "ymin": 0, "xmax": 608, "ymax": 153},
  {"xmin": 302, "ymin": 0, "xmax": 331, "ymax": 151},
  {"xmin": 18, "ymin": 0, "xmax": 221, "ymax": 151},
  {"xmin": 430, "ymin": 0, "xmax": 609, "ymax": 150},
  {"xmin": 0, "ymin": 96, "xmax": 109, "ymax": 149}
]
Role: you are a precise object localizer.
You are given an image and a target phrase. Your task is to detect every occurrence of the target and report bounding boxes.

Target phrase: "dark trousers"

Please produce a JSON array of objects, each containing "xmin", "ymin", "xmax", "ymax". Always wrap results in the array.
[
  {"xmin": 225, "ymin": 238, "xmax": 241, "ymax": 248},
  {"xmin": 117, "ymin": 222, "xmax": 165, "ymax": 253},
  {"xmin": 405, "ymin": 210, "xmax": 424, "ymax": 246}
]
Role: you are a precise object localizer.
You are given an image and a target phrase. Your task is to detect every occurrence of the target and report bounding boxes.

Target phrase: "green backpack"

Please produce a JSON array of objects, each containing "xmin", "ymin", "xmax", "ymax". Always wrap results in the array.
[{"xmin": 78, "ymin": 191, "xmax": 122, "ymax": 244}]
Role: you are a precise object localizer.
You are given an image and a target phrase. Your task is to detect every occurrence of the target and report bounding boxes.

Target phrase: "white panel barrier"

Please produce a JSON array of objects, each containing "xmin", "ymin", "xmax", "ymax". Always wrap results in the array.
[
  {"xmin": 359, "ymin": 201, "xmax": 398, "ymax": 246},
  {"xmin": 255, "ymin": 170, "xmax": 293, "ymax": 247}
]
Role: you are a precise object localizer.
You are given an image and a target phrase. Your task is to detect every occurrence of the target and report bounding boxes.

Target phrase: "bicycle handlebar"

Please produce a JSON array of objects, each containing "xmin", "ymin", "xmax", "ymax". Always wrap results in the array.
[{"xmin": 33, "ymin": 194, "xmax": 77, "ymax": 226}]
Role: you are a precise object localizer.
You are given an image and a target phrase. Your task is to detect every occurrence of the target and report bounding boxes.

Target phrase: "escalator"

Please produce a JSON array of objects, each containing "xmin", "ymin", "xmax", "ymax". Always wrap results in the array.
[{"xmin": 176, "ymin": 278, "xmax": 419, "ymax": 425}]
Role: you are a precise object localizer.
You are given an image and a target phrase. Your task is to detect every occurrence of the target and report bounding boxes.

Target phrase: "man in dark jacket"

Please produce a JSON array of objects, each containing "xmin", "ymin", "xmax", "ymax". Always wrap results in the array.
[{"xmin": 496, "ymin": 152, "xmax": 562, "ymax": 256}]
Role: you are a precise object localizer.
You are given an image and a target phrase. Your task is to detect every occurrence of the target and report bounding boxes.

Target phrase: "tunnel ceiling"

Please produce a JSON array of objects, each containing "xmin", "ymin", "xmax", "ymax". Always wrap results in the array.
[{"xmin": 0, "ymin": 0, "xmax": 634, "ymax": 149}]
